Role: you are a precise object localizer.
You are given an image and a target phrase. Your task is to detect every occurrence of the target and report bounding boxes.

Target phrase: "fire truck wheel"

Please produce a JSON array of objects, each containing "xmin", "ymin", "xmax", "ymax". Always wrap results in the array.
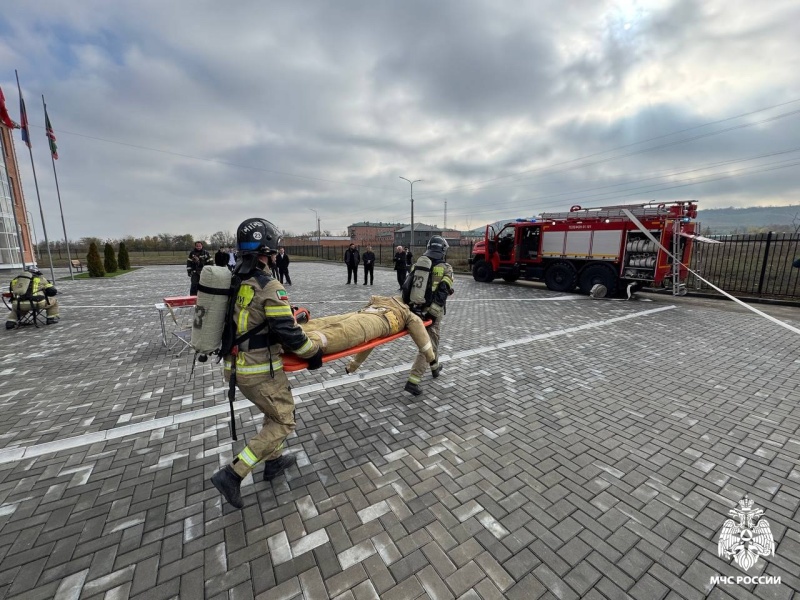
[
  {"xmin": 579, "ymin": 264, "xmax": 618, "ymax": 296},
  {"xmin": 544, "ymin": 262, "xmax": 577, "ymax": 292},
  {"xmin": 472, "ymin": 260, "xmax": 494, "ymax": 283}
]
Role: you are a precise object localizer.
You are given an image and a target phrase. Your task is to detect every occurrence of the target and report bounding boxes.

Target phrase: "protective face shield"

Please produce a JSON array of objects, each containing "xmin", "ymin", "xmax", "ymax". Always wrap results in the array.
[
  {"xmin": 236, "ymin": 218, "xmax": 282, "ymax": 255},
  {"xmin": 425, "ymin": 235, "xmax": 449, "ymax": 261}
]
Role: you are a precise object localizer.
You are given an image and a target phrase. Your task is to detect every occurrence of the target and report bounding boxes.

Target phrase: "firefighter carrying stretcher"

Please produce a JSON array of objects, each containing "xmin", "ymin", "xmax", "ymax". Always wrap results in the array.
[
  {"xmin": 210, "ymin": 218, "xmax": 323, "ymax": 509},
  {"xmin": 204, "ymin": 218, "xmax": 439, "ymax": 509},
  {"xmin": 207, "ymin": 218, "xmax": 439, "ymax": 509}
]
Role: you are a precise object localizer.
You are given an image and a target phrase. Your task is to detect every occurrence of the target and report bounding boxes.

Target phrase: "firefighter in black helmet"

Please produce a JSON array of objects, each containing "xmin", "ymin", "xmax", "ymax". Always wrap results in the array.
[
  {"xmin": 402, "ymin": 235, "xmax": 454, "ymax": 395},
  {"xmin": 210, "ymin": 218, "xmax": 323, "ymax": 509}
]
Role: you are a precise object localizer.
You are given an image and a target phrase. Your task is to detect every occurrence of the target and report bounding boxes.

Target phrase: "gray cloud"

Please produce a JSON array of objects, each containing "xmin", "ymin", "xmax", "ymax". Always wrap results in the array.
[{"xmin": 2, "ymin": 0, "xmax": 799, "ymax": 242}]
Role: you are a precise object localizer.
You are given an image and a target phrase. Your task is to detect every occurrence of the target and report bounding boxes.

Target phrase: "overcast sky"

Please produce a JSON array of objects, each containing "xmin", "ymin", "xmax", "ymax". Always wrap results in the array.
[{"xmin": 2, "ymin": 0, "xmax": 799, "ymax": 242}]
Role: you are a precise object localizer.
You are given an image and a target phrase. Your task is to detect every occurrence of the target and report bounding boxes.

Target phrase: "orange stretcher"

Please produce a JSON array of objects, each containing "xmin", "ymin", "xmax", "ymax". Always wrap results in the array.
[{"xmin": 282, "ymin": 315, "xmax": 432, "ymax": 372}]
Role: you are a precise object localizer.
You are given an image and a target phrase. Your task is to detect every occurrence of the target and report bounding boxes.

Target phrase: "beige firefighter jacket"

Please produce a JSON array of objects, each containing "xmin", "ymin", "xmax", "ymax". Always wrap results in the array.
[{"xmin": 223, "ymin": 270, "xmax": 318, "ymax": 381}]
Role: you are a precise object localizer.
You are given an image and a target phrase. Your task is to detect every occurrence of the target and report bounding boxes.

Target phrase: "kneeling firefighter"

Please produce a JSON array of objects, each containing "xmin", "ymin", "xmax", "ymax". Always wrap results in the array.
[
  {"xmin": 402, "ymin": 235, "xmax": 454, "ymax": 395},
  {"xmin": 210, "ymin": 218, "xmax": 323, "ymax": 509}
]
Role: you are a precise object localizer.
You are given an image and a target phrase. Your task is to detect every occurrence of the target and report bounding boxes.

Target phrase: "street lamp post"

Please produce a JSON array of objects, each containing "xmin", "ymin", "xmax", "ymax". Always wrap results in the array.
[
  {"xmin": 308, "ymin": 208, "xmax": 320, "ymax": 257},
  {"xmin": 399, "ymin": 176, "xmax": 422, "ymax": 253}
]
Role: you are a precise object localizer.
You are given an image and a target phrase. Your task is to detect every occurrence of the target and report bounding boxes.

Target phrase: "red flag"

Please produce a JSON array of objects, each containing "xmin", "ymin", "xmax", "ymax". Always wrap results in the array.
[
  {"xmin": 0, "ymin": 87, "xmax": 19, "ymax": 129},
  {"xmin": 45, "ymin": 108, "xmax": 58, "ymax": 159}
]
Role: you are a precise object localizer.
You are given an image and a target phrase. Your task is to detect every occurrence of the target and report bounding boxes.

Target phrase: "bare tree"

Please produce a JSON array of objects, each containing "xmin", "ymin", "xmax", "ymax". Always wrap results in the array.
[{"xmin": 209, "ymin": 230, "xmax": 235, "ymax": 248}]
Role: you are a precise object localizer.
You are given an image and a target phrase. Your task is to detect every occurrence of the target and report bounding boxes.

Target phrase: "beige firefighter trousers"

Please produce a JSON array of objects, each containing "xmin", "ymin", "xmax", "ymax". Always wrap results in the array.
[
  {"xmin": 231, "ymin": 370, "xmax": 295, "ymax": 478},
  {"xmin": 5, "ymin": 298, "xmax": 59, "ymax": 323},
  {"xmin": 301, "ymin": 310, "xmax": 434, "ymax": 373},
  {"xmin": 408, "ymin": 317, "xmax": 441, "ymax": 384}
]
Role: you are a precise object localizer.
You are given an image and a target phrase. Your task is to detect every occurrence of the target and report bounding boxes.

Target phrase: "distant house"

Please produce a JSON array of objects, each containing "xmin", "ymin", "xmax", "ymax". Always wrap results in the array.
[
  {"xmin": 347, "ymin": 222, "xmax": 405, "ymax": 244},
  {"xmin": 393, "ymin": 224, "xmax": 471, "ymax": 248},
  {"xmin": 284, "ymin": 235, "xmax": 352, "ymax": 248},
  {"xmin": 394, "ymin": 224, "xmax": 441, "ymax": 248}
]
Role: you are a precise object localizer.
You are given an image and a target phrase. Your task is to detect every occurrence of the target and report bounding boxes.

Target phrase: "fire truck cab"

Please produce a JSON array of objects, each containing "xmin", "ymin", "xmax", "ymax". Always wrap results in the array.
[{"xmin": 468, "ymin": 202, "xmax": 698, "ymax": 296}]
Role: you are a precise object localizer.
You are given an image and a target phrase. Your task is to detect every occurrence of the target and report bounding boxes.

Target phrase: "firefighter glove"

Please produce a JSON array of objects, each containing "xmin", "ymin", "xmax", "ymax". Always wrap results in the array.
[
  {"xmin": 427, "ymin": 302, "xmax": 444, "ymax": 320},
  {"xmin": 307, "ymin": 347, "xmax": 324, "ymax": 370},
  {"xmin": 44, "ymin": 287, "xmax": 57, "ymax": 297},
  {"xmin": 433, "ymin": 282, "xmax": 450, "ymax": 306}
]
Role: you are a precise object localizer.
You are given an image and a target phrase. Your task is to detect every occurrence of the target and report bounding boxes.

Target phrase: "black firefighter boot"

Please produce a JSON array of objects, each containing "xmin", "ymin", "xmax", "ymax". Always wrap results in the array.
[
  {"xmin": 430, "ymin": 361, "xmax": 442, "ymax": 379},
  {"xmin": 263, "ymin": 453, "xmax": 297, "ymax": 481},
  {"xmin": 404, "ymin": 381, "xmax": 423, "ymax": 396},
  {"xmin": 211, "ymin": 465, "xmax": 244, "ymax": 509}
]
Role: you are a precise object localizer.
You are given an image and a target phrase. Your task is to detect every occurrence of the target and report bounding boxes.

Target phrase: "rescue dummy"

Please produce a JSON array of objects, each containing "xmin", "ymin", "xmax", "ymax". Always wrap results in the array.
[
  {"xmin": 210, "ymin": 218, "xmax": 323, "ymax": 510},
  {"xmin": 5, "ymin": 267, "xmax": 60, "ymax": 329},
  {"xmin": 294, "ymin": 295, "xmax": 436, "ymax": 373},
  {"xmin": 401, "ymin": 235, "xmax": 454, "ymax": 395}
]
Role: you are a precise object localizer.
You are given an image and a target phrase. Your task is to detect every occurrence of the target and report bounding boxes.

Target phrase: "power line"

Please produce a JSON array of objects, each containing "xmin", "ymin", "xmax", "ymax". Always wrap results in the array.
[
  {"xmin": 398, "ymin": 146, "xmax": 800, "ymax": 220},
  {"xmin": 31, "ymin": 97, "xmax": 800, "ymax": 203},
  {"xmin": 406, "ymin": 155, "xmax": 800, "ymax": 222},
  {"xmin": 380, "ymin": 104, "xmax": 800, "ymax": 211}
]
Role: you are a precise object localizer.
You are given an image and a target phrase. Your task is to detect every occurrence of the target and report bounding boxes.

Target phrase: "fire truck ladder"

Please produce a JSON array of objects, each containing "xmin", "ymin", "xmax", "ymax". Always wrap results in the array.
[
  {"xmin": 539, "ymin": 202, "xmax": 682, "ymax": 221},
  {"xmin": 671, "ymin": 218, "xmax": 687, "ymax": 296}
]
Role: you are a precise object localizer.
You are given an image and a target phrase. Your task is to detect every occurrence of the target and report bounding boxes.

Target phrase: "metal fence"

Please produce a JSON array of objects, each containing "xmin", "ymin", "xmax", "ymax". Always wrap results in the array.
[
  {"xmin": 688, "ymin": 233, "xmax": 800, "ymax": 299},
  {"xmin": 284, "ymin": 244, "xmax": 475, "ymax": 273},
  {"xmin": 288, "ymin": 236, "xmax": 800, "ymax": 300}
]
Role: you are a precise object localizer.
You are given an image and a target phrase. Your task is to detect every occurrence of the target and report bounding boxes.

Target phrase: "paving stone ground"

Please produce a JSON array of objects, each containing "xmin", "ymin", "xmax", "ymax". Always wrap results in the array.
[{"xmin": 0, "ymin": 262, "xmax": 799, "ymax": 600}]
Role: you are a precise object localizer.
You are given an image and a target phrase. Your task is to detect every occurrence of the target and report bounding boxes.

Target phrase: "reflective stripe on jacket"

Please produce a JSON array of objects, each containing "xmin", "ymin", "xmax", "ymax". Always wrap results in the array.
[{"xmin": 224, "ymin": 269, "xmax": 318, "ymax": 380}]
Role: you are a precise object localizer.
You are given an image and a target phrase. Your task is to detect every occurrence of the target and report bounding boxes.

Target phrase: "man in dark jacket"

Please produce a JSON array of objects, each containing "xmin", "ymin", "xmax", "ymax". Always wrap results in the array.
[
  {"xmin": 276, "ymin": 247, "xmax": 291, "ymax": 285},
  {"xmin": 187, "ymin": 241, "xmax": 213, "ymax": 295},
  {"xmin": 393, "ymin": 245, "xmax": 407, "ymax": 289},
  {"xmin": 344, "ymin": 243, "xmax": 360, "ymax": 284},
  {"xmin": 362, "ymin": 245, "xmax": 375, "ymax": 285},
  {"xmin": 214, "ymin": 248, "xmax": 228, "ymax": 267}
]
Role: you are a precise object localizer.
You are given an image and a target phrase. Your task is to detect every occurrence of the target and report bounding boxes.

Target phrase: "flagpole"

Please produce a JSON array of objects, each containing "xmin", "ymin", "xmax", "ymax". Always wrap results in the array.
[
  {"xmin": 16, "ymin": 70, "xmax": 55, "ymax": 283},
  {"xmin": 42, "ymin": 95, "xmax": 73, "ymax": 280}
]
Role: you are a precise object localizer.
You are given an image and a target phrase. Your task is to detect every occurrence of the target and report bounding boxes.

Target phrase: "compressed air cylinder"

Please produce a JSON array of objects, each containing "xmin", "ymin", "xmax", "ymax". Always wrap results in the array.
[{"xmin": 191, "ymin": 266, "xmax": 232, "ymax": 355}]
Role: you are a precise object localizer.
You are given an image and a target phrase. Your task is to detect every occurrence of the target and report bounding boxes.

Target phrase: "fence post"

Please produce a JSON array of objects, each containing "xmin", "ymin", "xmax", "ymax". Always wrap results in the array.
[{"xmin": 756, "ymin": 231, "xmax": 773, "ymax": 296}]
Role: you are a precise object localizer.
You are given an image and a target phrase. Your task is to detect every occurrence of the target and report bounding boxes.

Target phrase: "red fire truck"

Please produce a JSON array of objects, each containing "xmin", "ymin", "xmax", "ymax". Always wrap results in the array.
[{"xmin": 468, "ymin": 201, "xmax": 698, "ymax": 296}]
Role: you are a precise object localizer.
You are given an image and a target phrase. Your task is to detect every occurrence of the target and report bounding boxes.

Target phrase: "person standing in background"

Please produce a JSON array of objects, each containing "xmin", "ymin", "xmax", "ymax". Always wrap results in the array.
[
  {"xmin": 393, "ymin": 245, "xmax": 407, "ymax": 290},
  {"xmin": 268, "ymin": 254, "xmax": 279, "ymax": 278},
  {"xmin": 186, "ymin": 241, "xmax": 212, "ymax": 295},
  {"xmin": 276, "ymin": 246, "xmax": 292, "ymax": 285},
  {"xmin": 227, "ymin": 247, "xmax": 236, "ymax": 272},
  {"xmin": 214, "ymin": 247, "xmax": 228, "ymax": 267},
  {"xmin": 362, "ymin": 245, "xmax": 375, "ymax": 285},
  {"xmin": 344, "ymin": 243, "xmax": 360, "ymax": 284},
  {"xmin": 405, "ymin": 246, "xmax": 413, "ymax": 269}
]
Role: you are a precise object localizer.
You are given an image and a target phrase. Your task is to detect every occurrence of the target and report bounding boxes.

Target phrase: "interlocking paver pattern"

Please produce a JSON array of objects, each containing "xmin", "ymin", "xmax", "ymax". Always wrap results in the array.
[{"xmin": 1, "ymin": 262, "xmax": 799, "ymax": 599}]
